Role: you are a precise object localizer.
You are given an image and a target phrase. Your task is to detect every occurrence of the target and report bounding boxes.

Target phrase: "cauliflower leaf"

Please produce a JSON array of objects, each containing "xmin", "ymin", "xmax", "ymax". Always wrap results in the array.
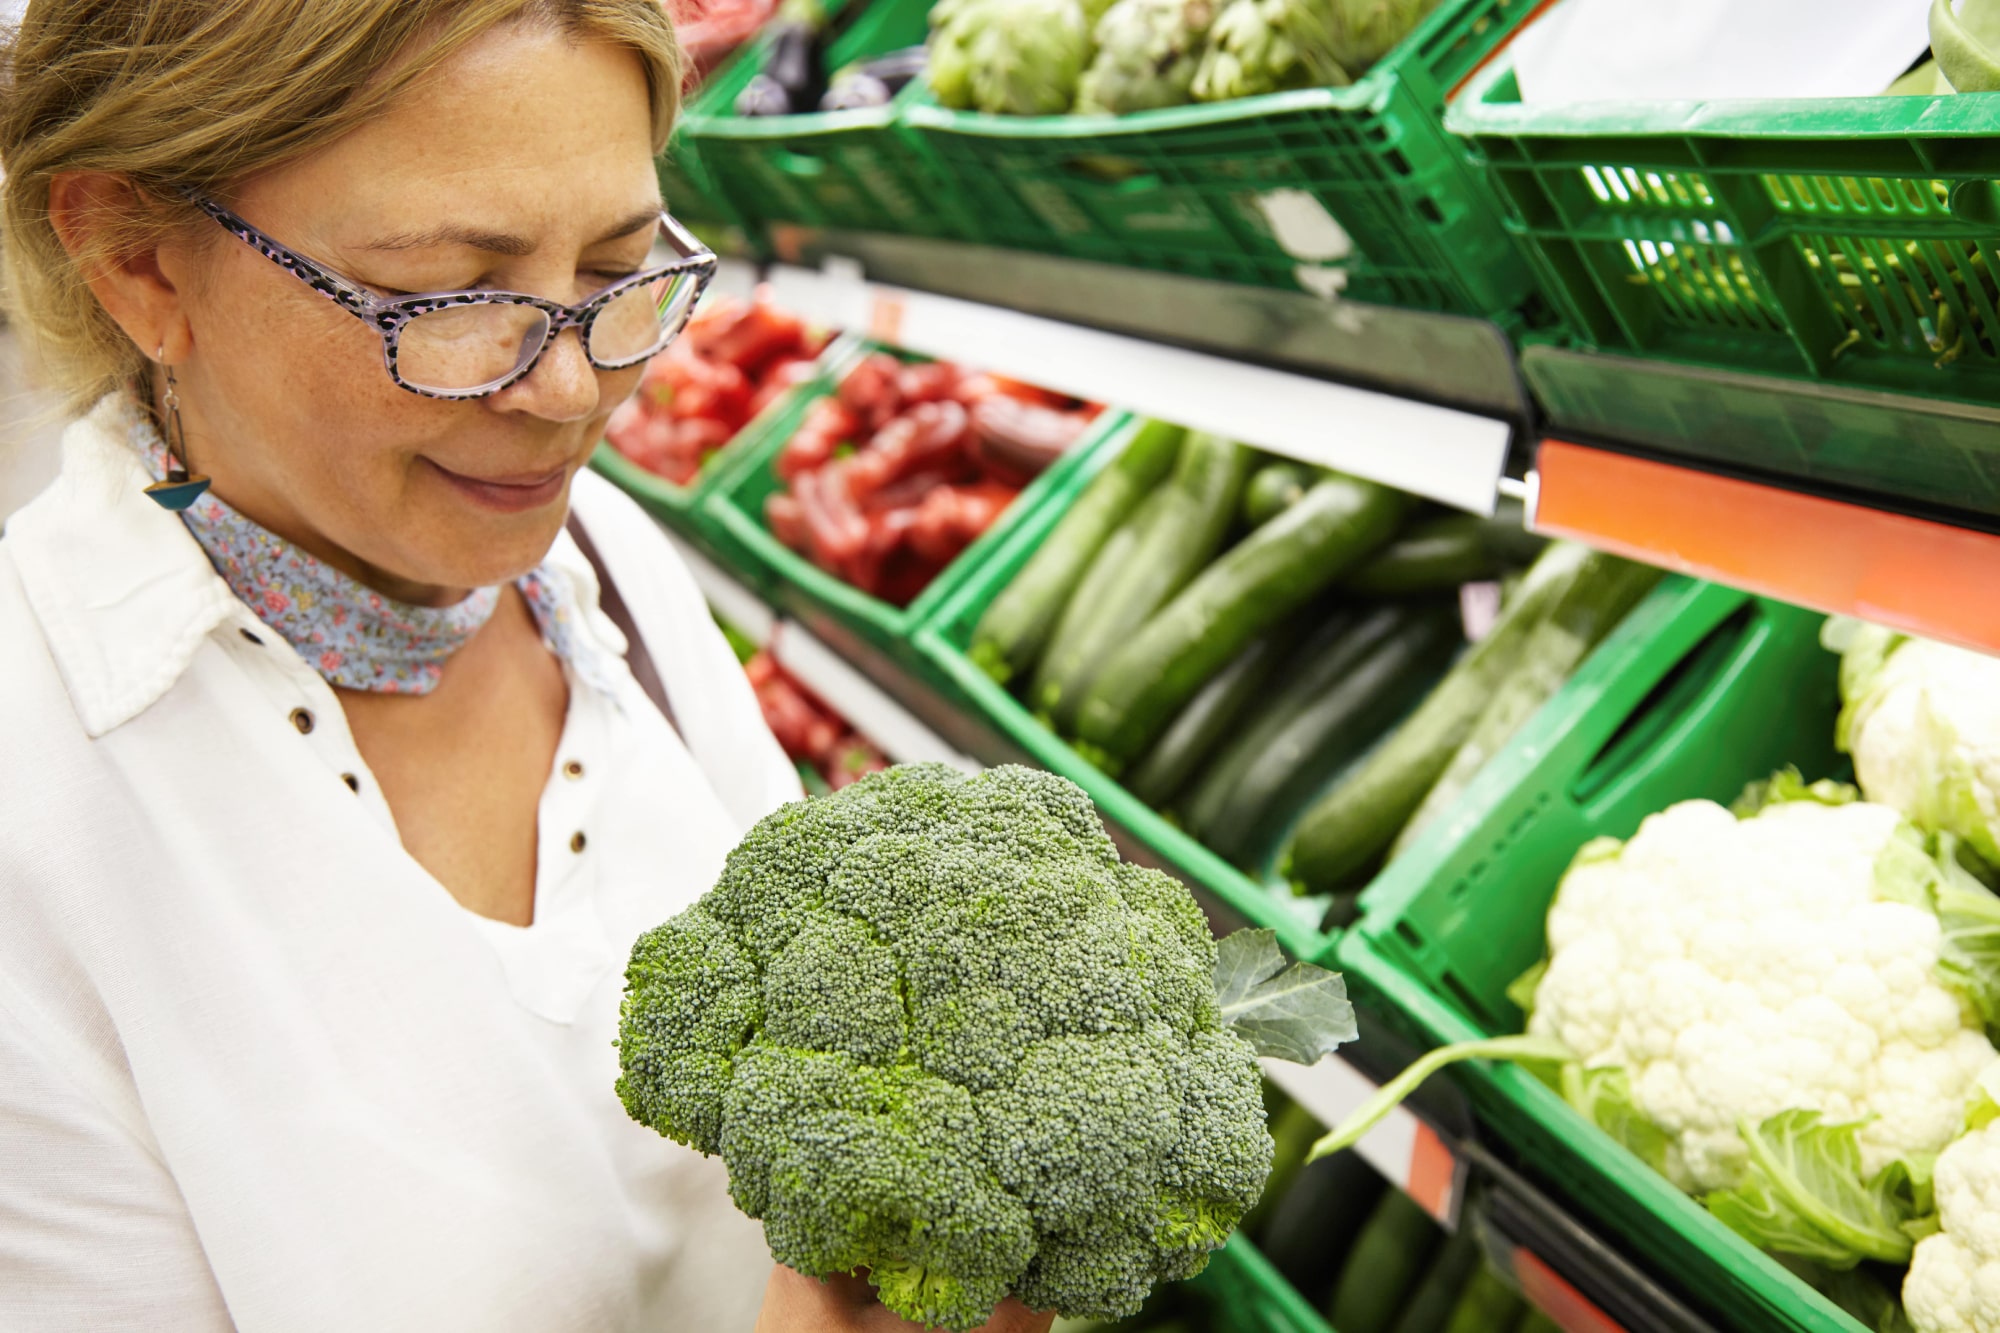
[{"xmin": 1704, "ymin": 1111, "xmax": 1931, "ymax": 1268}]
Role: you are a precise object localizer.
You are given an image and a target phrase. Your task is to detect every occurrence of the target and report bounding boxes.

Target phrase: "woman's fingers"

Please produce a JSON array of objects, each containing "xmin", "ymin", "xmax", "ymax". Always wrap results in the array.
[{"xmin": 753, "ymin": 1266, "xmax": 1056, "ymax": 1333}]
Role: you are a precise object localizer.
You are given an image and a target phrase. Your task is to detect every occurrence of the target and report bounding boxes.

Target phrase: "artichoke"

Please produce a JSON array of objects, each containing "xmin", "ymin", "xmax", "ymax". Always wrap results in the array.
[
  {"xmin": 1190, "ymin": 0, "xmax": 1348, "ymax": 102},
  {"xmin": 963, "ymin": 0, "xmax": 1094, "ymax": 115},
  {"xmin": 1325, "ymin": 0, "xmax": 1441, "ymax": 75},
  {"xmin": 1076, "ymin": 0, "xmax": 1216, "ymax": 113}
]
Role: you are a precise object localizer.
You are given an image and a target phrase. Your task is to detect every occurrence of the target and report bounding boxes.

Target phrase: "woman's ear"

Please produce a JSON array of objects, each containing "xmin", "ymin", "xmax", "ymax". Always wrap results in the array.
[{"xmin": 47, "ymin": 171, "xmax": 193, "ymax": 362}]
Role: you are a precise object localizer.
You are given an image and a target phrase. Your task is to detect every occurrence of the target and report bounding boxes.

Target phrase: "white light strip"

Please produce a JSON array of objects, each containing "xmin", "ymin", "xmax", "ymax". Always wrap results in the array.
[{"xmin": 766, "ymin": 263, "xmax": 1511, "ymax": 515}]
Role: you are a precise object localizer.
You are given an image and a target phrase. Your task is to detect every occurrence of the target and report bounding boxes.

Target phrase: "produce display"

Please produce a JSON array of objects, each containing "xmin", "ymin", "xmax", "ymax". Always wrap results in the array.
[
  {"xmin": 967, "ymin": 419, "xmax": 1657, "ymax": 902},
  {"xmin": 605, "ymin": 293, "xmax": 828, "ymax": 486},
  {"xmin": 762, "ymin": 352, "xmax": 1100, "ymax": 605},
  {"xmin": 674, "ymin": 0, "xmax": 782, "ymax": 82},
  {"xmin": 1317, "ymin": 619, "xmax": 2000, "ymax": 1332},
  {"xmin": 927, "ymin": 0, "xmax": 1440, "ymax": 115},
  {"xmin": 615, "ymin": 764, "xmax": 1357, "ymax": 1330}
]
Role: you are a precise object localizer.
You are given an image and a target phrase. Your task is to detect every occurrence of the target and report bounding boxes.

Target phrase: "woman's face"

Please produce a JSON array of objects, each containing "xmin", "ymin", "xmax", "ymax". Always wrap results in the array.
[{"xmin": 159, "ymin": 23, "xmax": 662, "ymax": 600}]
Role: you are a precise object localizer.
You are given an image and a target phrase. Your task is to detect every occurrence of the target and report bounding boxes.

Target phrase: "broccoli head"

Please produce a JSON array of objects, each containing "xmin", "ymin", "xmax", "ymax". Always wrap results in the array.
[{"xmin": 615, "ymin": 763, "xmax": 1274, "ymax": 1331}]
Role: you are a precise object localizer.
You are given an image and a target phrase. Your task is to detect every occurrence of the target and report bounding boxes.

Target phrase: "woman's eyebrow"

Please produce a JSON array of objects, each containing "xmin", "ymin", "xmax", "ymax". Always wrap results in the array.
[{"xmin": 361, "ymin": 207, "xmax": 663, "ymax": 256}]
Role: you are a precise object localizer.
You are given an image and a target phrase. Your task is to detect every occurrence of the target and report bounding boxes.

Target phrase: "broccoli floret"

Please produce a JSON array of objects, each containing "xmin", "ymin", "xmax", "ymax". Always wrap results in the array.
[{"xmin": 616, "ymin": 764, "xmax": 1275, "ymax": 1330}]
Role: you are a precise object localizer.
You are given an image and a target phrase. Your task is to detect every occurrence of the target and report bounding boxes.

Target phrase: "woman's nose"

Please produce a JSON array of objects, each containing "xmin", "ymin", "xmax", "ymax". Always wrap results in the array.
[{"xmin": 503, "ymin": 326, "xmax": 599, "ymax": 423}]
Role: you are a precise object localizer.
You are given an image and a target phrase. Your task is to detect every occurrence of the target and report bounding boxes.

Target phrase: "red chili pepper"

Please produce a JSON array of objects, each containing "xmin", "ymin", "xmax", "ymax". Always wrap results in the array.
[
  {"xmin": 844, "ymin": 400, "xmax": 970, "ymax": 501},
  {"xmin": 776, "ymin": 396, "xmax": 860, "ymax": 481},
  {"xmin": 906, "ymin": 481, "xmax": 1017, "ymax": 563},
  {"xmin": 837, "ymin": 353, "xmax": 904, "ymax": 429},
  {"xmin": 794, "ymin": 467, "xmax": 869, "ymax": 578},
  {"xmin": 695, "ymin": 301, "xmax": 807, "ymax": 378},
  {"xmin": 896, "ymin": 362, "xmax": 961, "ymax": 406},
  {"xmin": 764, "ymin": 491, "xmax": 809, "ymax": 552}
]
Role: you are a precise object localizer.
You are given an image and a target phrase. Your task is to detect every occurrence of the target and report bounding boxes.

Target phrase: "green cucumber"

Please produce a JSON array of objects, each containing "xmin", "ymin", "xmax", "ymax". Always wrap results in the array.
[
  {"xmin": 1343, "ymin": 514, "xmax": 1549, "ymax": 597},
  {"xmin": 1283, "ymin": 542, "xmax": 1593, "ymax": 896},
  {"xmin": 1189, "ymin": 602, "xmax": 1462, "ymax": 871},
  {"xmin": 1124, "ymin": 623, "xmax": 1299, "ymax": 809},
  {"xmin": 1389, "ymin": 550, "xmax": 1665, "ymax": 857},
  {"xmin": 969, "ymin": 420, "xmax": 1186, "ymax": 684},
  {"xmin": 1028, "ymin": 485, "xmax": 1171, "ymax": 722},
  {"xmin": 1442, "ymin": 1266, "xmax": 1523, "ymax": 1333},
  {"xmin": 1074, "ymin": 475, "xmax": 1413, "ymax": 766},
  {"xmin": 1241, "ymin": 1097, "xmax": 1326, "ymax": 1245},
  {"xmin": 1243, "ymin": 460, "xmax": 1318, "ymax": 527},
  {"xmin": 1030, "ymin": 432, "xmax": 1253, "ymax": 730},
  {"xmin": 1177, "ymin": 604, "xmax": 1367, "ymax": 842},
  {"xmin": 1389, "ymin": 1225, "xmax": 1484, "ymax": 1333},
  {"xmin": 1258, "ymin": 1149, "xmax": 1389, "ymax": 1308},
  {"xmin": 1329, "ymin": 1189, "xmax": 1445, "ymax": 1333}
]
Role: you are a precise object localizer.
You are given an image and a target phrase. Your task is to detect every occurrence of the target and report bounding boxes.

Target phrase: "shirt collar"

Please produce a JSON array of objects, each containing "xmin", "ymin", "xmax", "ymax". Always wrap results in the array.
[{"xmin": 6, "ymin": 393, "xmax": 628, "ymax": 738}]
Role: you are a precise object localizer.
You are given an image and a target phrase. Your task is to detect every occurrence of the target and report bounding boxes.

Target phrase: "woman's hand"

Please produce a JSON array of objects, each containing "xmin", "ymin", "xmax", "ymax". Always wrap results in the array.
[{"xmin": 754, "ymin": 1266, "xmax": 1055, "ymax": 1333}]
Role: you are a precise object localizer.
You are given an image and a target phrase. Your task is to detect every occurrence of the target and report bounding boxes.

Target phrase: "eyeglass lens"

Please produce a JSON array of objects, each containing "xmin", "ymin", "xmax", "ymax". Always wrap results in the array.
[{"xmin": 394, "ymin": 268, "xmax": 706, "ymax": 394}]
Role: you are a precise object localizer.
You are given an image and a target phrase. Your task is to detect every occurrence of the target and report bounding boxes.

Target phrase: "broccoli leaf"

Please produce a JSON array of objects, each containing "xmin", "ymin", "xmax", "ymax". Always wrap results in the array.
[
  {"xmin": 1703, "ymin": 1111, "xmax": 1920, "ymax": 1268},
  {"xmin": 1212, "ymin": 928, "xmax": 1357, "ymax": 1065},
  {"xmin": 1559, "ymin": 1064, "xmax": 1671, "ymax": 1176}
]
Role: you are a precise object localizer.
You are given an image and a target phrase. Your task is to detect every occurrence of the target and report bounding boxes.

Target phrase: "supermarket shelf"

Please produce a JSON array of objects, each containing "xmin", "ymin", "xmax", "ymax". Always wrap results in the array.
[
  {"xmin": 765, "ymin": 227, "xmax": 1532, "ymax": 420},
  {"xmin": 761, "ymin": 256, "xmax": 1517, "ymax": 515},
  {"xmin": 1530, "ymin": 438, "xmax": 2000, "ymax": 656}
]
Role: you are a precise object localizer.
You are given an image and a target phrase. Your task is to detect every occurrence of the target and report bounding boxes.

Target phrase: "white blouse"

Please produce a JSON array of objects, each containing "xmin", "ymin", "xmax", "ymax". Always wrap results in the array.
[{"xmin": 0, "ymin": 397, "xmax": 804, "ymax": 1331}]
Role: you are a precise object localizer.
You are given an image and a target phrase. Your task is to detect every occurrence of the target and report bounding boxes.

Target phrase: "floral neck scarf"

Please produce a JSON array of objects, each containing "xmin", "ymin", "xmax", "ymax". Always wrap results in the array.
[{"xmin": 130, "ymin": 404, "xmax": 612, "ymax": 698}]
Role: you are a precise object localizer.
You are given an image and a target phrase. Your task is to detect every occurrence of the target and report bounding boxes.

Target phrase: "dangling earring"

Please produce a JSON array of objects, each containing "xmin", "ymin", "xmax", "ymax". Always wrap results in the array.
[{"xmin": 144, "ymin": 350, "xmax": 212, "ymax": 512}]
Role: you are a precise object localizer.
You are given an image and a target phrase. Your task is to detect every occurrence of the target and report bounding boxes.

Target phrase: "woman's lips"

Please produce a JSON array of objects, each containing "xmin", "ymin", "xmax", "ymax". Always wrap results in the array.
[{"xmin": 424, "ymin": 457, "xmax": 568, "ymax": 513}]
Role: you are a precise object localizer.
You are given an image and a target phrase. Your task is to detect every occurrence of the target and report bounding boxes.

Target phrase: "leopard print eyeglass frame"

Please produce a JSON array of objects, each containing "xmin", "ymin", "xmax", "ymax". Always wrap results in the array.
[{"xmin": 178, "ymin": 189, "xmax": 717, "ymax": 400}]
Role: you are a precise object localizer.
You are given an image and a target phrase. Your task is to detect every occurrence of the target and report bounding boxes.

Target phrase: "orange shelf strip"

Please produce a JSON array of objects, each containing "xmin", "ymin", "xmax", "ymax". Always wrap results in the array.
[{"xmin": 1535, "ymin": 439, "xmax": 2000, "ymax": 656}]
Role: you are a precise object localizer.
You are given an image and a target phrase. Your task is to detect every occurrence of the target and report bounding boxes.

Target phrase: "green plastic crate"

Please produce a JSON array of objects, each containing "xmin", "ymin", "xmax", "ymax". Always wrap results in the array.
[
  {"xmin": 658, "ymin": 133, "xmax": 740, "ymax": 232},
  {"xmin": 1187, "ymin": 1232, "xmax": 1338, "ymax": 1333},
  {"xmin": 1335, "ymin": 578, "xmax": 1864, "ymax": 1333},
  {"xmin": 703, "ymin": 357, "xmax": 1123, "ymax": 669},
  {"xmin": 682, "ymin": 0, "xmax": 970, "ymax": 239},
  {"xmin": 1452, "ymin": 60, "xmax": 2000, "ymax": 422},
  {"xmin": 898, "ymin": 0, "xmax": 1546, "ymax": 314},
  {"xmin": 912, "ymin": 418, "xmax": 1336, "ymax": 956}
]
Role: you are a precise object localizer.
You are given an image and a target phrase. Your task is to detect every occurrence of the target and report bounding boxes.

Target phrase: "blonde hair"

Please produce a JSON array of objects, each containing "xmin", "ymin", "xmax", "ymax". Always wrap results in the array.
[{"xmin": 0, "ymin": 0, "xmax": 683, "ymax": 413}]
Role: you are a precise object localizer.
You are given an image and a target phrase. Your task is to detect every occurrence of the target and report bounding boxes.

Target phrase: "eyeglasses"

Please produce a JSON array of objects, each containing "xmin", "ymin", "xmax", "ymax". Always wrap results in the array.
[{"xmin": 181, "ymin": 191, "xmax": 716, "ymax": 400}]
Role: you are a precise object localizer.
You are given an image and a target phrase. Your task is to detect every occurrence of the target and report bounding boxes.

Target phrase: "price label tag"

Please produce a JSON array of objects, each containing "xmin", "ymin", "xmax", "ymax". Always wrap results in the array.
[{"xmin": 1513, "ymin": 1246, "xmax": 1627, "ymax": 1333}]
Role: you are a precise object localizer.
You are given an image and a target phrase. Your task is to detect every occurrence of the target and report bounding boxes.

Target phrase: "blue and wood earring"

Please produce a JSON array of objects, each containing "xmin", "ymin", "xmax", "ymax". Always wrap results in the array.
[{"xmin": 143, "ymin": 351, "xmax": 211, "ymax": 512}]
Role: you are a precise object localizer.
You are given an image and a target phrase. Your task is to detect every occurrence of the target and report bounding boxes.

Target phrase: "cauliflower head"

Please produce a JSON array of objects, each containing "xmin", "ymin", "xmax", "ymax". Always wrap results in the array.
[
  {"xmin": 1530, "ymin": 795, "xmax": 1997, "ymax": 1197},
  {"xmin": 1832, "ymin": 618, "xmax": 2000, "ymax": 868},
  {"xmin": 615, "ymin": 764, "xmax": 1273, "ymax": 1331},
  {"xmin": 1908, "ymin": 1114, "xmax": 2000, "ymax": 1332}
]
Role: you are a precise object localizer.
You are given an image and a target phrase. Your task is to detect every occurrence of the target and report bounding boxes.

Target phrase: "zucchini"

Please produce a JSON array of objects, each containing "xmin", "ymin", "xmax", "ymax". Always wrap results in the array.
[
  {"xmin": 1258, "ymin": 1148, "xmax": 1389, "ymax": 1308},
  {"xmin": 1030, "ymin": 432, "xmax": 1253, "ymax": 730},
  {"xmin": 1442, "ymin": 1266, "xmax": 1524, "ymax": 1333},
  {"xmin": 1028, "ymin": 485, "xmax": 1170, "ymax": 723},
  {"xmin": 1240, "ymin": 1097, "xmax": 1325, "ymax": 1245},
  {"xmin": 1242, "ymin": 460, "xmax": 1318, "ymax": 527},
  {"xmin": 1329, "ymin": 1189, "xmax": 1444, "ymax": 1333},
  {"xmin": 1074, "ymin": 475, "xmax": 1413, "ymax": 766},
  {"xmin": 1189, "ymin": 602, "xmax": 1462, "ymax": 871},
  {"xmin": 1343, "ymin": 514, "xmax": 1549, "ymax": 597},
  {"xmin": 1389, "ymin": 550, "xmax": 1664, "ymax": 857},
  {"xmin": 1123, "ymin": 623, "xmax": 1299, "ymax": 809},
  {"xmin": 969, "ymin": 420, "xmax": 1185, "ymax": 684},
  {"xmin": 1389, "ymin": 1225, "xmax": 1483, "ymax": 1333},
  {"xmin": 1283, "ymin": 542, "xmax": 1593, "ymax": 896},
  {"xmin": 1177, "ymin": 605, "xmax": 1366, "ymax": 842}
]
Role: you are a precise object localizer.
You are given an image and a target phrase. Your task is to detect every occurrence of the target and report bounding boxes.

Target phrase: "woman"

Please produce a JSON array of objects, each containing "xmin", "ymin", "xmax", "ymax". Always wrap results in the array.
[{"xmin": 0, "ymin": 3, "xmax": 1046, "ymax": 1330}]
